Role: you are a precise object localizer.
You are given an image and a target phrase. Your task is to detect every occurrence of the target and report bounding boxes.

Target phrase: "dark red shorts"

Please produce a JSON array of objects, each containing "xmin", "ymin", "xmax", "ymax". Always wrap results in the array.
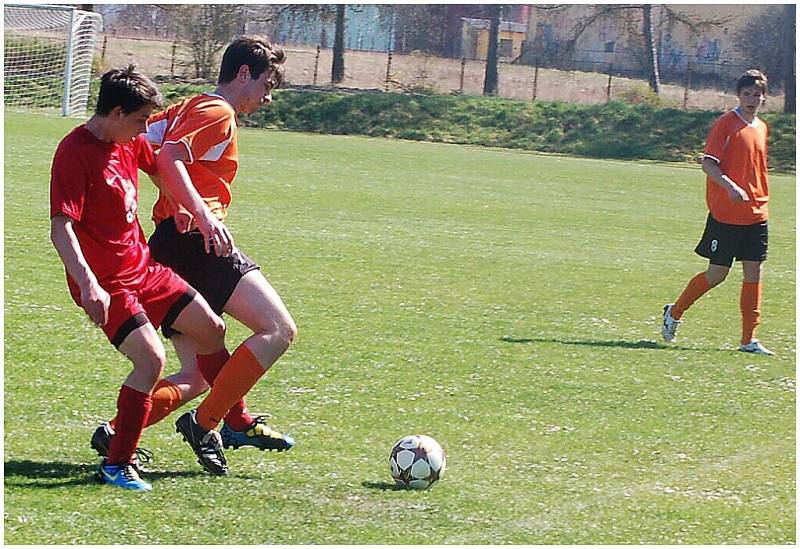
[{"xmin": 68, "ymin": 260, "xmax": 194, "ymax": 347}]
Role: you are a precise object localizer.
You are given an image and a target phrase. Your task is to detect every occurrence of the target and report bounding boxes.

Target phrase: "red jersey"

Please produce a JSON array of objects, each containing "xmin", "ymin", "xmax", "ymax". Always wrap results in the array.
[
  {"xmin": 703, "ymin": 108, "xmax": 769, "ymax": 225},
  {"xmin": 50, "ymin": 125, "xmax": 157, "ymax": 286},
  {"xmin": 144, "ymin": 93, "xmax": 239, "ymax": 224}
]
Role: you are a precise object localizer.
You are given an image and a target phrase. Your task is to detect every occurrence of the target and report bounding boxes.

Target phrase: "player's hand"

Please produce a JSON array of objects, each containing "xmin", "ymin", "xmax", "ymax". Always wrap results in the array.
[
  {"xmin": 174, "ymin": 211, "xmax": 196, "ymax": 233},
  {"xmin": 725, "ymin": 181, "xmax": 750, "ymax": 203},
  {"xmin": 81, "ymin": 281, "xmax": 111, "ymax": 327},
  {"xmin": 195, "ymin": 212, "xmax": 234, "ymax": 257}
]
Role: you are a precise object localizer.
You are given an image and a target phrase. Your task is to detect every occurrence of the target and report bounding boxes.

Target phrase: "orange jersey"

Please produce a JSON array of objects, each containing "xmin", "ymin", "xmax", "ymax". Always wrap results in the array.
[
  {"xmin": 703, "ymin": 108, "xmax": 769, "ymax": 225},
  {"xmin": 145, "ymin": 93, "xmax": 238, "ymax": 224}
]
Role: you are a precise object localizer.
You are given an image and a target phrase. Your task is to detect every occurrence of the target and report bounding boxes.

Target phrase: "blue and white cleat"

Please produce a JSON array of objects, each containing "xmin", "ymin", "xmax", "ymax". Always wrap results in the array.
[
  {"xmin": 739, "ymin": 340, "xmax": 774, "ymax": 356},
  {"xmin": 96, "ymin": 460, "xmax": 152, "ymax": 492},
  {"xmin": 220, "ymin": 416, "xmax": 295, "ymax": 452}
]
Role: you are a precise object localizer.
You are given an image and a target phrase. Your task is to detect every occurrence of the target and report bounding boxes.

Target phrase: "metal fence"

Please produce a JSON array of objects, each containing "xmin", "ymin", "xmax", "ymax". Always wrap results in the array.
[{"xmin": 99, "ymin": 35, "xmax": 786, "ymax": 113}]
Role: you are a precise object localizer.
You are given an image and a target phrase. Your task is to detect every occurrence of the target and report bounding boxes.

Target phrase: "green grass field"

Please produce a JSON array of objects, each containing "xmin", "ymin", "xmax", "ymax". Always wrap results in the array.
[{"xmin": 4, "ymin": 111, "xmax": 795, "ymax": 544}]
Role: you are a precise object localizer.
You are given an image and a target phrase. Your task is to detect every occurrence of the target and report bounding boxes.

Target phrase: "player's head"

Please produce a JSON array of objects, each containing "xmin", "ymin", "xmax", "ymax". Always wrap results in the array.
[
  {"xmin": 735, "ymin": 69, "xmax": 767, "ymax": 115},
  {"xmin": 95, "ymin": 65, "xmax": 163, "ymax": 142},
  {"xmin": 217, "ymin": 36, "xmax": 286, "ymax": 114},
  {"xmin": 736, "ymin": 69, "xmax": 768, "ymax": 95}
]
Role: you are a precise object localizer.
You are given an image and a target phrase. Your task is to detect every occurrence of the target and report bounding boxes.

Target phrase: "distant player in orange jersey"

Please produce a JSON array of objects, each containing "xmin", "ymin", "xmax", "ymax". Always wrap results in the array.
[
  {"xmin": 89, "ymin": 36, "xmax": 296, "ymax": 475},
  {"xmin": 51, "ymin": 66, "xmax": 229, "ymax": 490},
  {"xmin": 662, "ymin": 69, "xmax": 773, "ymax": 355}
]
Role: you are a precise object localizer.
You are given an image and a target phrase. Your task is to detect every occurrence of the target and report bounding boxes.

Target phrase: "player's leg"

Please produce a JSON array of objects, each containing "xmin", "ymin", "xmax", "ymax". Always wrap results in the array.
[
  {"xmin": 214, "ymin": 270, "xmax": 297, "ymax": 450},
  {"xmin": 98, "ymin": 319, "xmax": 166, "ymax": 492},
  {"xmin": 739, "ymin": 260, "xmax": 772, "ymax": 354},
  {"xmin": 187, "ymin": 270, "xmax": 297, "ymax": 454},
  {"xmin": 662, "ymin": 215, "xmax": 733, "ymax": 342}
]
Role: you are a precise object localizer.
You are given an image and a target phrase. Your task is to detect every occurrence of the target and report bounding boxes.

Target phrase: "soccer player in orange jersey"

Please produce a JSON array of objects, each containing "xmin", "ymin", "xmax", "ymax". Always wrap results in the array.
[
  {"xmin": 662, "ymin": 70, "xmax": 773, "ymax": 355},
  {"xmin": 51, "ymin": 66, "xmax": 230, "ymax": 490},
  {"xmin": 95, "ymin": 37, "xmax": 296, "ymax": 475}
]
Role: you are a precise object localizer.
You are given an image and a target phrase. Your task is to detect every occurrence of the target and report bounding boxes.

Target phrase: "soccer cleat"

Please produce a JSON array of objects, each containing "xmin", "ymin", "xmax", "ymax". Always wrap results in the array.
[
  {"xmin": 220, "ymin": 416, "xmax": 296, "ymax": 452},
  {"xmin": 739, "ymin": 340, "xmax": 775, "ymax": 356},
  {"xmin": 661, "ymin": 304, "xmax": 681, "ymax": 342},
  {"xmin": 96, "ymin": 460, "xmax": 152, "ymax": 492},
  {"xmin": 175, "ymin": 410, "xmax": 228, "ymax": 476},
  {"xmin": 90, "ymin": 422, "xmax": 153, "ymax": 473}
]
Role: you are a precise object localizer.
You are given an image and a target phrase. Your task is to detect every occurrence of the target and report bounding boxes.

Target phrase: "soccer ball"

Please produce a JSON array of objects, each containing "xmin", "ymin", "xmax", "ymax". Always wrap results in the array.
[{"xmin": 389, "ymin": 434, "xmax": 446, "ymax": 490}]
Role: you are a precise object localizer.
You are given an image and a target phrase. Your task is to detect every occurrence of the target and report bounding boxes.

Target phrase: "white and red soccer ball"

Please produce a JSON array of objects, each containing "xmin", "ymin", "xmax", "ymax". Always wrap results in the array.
[{"xmin": 389, "ymin": 434, "xmax": 446, "ymax": 490}]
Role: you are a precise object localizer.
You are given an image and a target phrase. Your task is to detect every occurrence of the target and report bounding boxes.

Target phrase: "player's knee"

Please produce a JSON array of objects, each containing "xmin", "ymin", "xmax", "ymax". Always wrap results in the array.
[
  {"xmin": 135, "ymin": 347, "xmax": 167, "ymax": 384},
  {"xmin": 208, "ymin": 314, "xmax": 226, "ymax": 346},
  {"xmin": 183, "ymin": 375, "xmax": 210, "ymax": 402}
]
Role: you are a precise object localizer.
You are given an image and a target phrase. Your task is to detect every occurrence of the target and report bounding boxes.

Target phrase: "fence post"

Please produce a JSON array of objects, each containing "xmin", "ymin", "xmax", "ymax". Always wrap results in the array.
[
  {"xmin": 532, "ymin": 59, "xmax": 539, "ymax": 101},
  {"xmin": 459, "ymin": 57, "xmax": 466, "ymax": 94},
  {"xmin": 385, "ymin": 50, "xmax": 392, "ymax": 91},
  {"xmin": 101, "ymin": 35, "xmax": 108, "ymax": 63},
  {"xmin": 606, "ymin": 63, "xmax": 613, "ymax": 102},
  {"xmin": 170, "ymin": 41, "xmax": 177, "ymax": 76},
  {"xmin": 683, "ymin": 63, "xmax": 692, "ymax": 109},
  {"xmin": 313, "ymin": 45, "xmax": 320, "ymax": 85}
]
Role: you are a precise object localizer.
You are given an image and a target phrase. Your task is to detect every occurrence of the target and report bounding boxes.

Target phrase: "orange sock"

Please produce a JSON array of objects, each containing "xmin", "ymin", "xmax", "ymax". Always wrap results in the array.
[
  {"xmin": 740, "ymin": 281, "xmax": 762, "ymax": 344},
  {"xmin": 109, "ymin": 379, "xmax": 183, "ymax": 430},
  {"xmin": 196, "ymin": 344, "xmax": 266, "ymax": 431},
  {"xmin": 671, "ymin": 272, "xmax": 712, "ymax": 320}
]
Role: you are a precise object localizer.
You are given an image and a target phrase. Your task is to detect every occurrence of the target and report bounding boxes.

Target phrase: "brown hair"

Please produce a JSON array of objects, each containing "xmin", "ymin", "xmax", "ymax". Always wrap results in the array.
[
  {"xmin": 218, "ymin": 36, "xmax": 286, "ymax": 87},
  {"xmin": 96, "ymin": 65, "xmax": 162, "ymax": 115},
  {"xmin": 736, "ymin": 69, "xmax": 768, "ymax": 95}
]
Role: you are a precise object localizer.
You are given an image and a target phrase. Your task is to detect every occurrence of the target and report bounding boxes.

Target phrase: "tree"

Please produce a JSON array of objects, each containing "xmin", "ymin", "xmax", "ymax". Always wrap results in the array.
[
  {"xmin": 331, "ymin": 4, "xmax": 345, "ymax": 84},
  {"xmin": 483, "ymin": 5, "xmax": 501, "ymax": 96},
  {"xmin": 641, "ymin": 5, "xmax": 660, "ymax": 94},
  {"xmin": 159, "ymin": 4, "xmax": 244, "ymax": 79},
  {"xmin": 734, "ymin": 4, "xmax": 795, "ymax": 113}
]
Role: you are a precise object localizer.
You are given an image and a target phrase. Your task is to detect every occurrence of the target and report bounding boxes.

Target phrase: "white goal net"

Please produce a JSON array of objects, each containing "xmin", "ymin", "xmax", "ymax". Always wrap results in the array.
[{"xmin": 4, "ymin": 4, "xmax": 103, "ymax": 116}]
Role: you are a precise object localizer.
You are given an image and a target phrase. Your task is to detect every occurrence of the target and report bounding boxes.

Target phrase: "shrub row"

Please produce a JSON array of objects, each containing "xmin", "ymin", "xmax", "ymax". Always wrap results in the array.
[{"xmin": 168, "ymin": 85, "xmax": 796, "ymax": 172}]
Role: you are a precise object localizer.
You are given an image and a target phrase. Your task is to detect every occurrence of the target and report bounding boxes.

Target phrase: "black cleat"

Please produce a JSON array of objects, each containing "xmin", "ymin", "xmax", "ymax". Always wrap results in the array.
[
  {"xmin": 175, "ymin": 410, "xmax": 228, "ymax": 476},
  {"xmin": 90, "ymin": 422, "xmax": 153, "ymax": 473}
]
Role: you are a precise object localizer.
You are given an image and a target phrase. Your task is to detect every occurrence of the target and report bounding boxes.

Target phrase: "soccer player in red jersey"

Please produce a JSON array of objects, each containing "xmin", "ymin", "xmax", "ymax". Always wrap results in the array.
[
  {"xmin": 662, "ymin": 70, "xmax": 774, "ymax": 355},
  {"xmin": 50, "ymin": 66, "xmax": 230, "ymax": 491}
]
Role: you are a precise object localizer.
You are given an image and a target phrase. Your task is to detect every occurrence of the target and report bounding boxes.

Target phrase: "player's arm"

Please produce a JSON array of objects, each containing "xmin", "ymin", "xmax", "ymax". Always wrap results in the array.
[
  {"xmin": 701, "ymin": 156, "xmax": 749, "ymax": 203},
  {"xmin": 147, "ymin": 171, "xmax": 195, "ymax": 233},
  {"xmin": 155, "ymin": 142, "xmax": 234, "ymax": 256},
  {"xmin": 49, "ymin": 214, "xmax": 110, "ymax": 326}
]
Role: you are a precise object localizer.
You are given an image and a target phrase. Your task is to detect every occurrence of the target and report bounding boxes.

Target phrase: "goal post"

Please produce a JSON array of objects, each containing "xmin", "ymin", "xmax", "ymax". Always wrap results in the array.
[{"xmin": 4, "ymin": 3, "xmax": 103, "ymax": 116}]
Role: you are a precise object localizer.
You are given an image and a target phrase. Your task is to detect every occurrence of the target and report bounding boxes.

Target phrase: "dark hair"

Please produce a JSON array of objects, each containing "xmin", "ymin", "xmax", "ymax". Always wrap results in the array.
[
  {"xmin": 95, "ymin": 65, "xmax": 163, "ymax": 116},
  {"xmin": 217, "ymin": 36, "xmax": 286, "ymax": 87},
  {"xmin": 736, "ymin": 69, "xmax": 768, "ymax": 95}
]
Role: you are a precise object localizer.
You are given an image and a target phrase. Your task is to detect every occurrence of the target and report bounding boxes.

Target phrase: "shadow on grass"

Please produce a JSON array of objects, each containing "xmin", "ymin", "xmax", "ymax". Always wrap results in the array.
[
  {"xmin": 499, "ymin": 336, "xmax": 698, "ymax": 351},
  {"xmin": 4, "ymin": 459, "xmax": 208, "ymax": 488},
  {"xmin": 362, "ymin": 480, "xmax": 405, "ymax": 491}
]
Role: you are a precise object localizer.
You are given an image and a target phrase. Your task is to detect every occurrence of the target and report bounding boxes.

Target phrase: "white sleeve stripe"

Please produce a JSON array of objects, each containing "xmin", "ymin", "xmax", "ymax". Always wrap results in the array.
[
  {"xmin": 163, "ymin": 138, "xmax": 194, "ymax": 164},
  {"xmin": 703, "ymin": 154, "xmax": 721, "ymax": 163},
  {"xmin": 143, "ymin": 118, "xmax": 168, "ymax": 145},
  {"xmin": 199, "ymin": 135, "xmax": 232, "ymax": 162}
]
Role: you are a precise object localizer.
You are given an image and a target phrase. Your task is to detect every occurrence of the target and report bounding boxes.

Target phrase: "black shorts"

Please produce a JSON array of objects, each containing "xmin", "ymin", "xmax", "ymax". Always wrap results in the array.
[
  {"xmin": 148, "ymin": 217, "xmax": 260, "ymax": 336},
  {"xmin": 694, "ymin": 213, "xmax": 768, "ymax": 267}
]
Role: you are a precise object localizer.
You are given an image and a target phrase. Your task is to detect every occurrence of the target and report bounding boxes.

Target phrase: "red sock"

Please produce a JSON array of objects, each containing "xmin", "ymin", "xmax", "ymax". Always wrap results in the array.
[
  {"xmin": 109, "ymin": 379, "xmax": 182, "ymax": 430},
  {"xmin": 197, "ymin": 348, "xmax": 254, "ymax": 431},
  {"xmin": 107, "ymin": 385, "xmax": 152, "ymax": 465},
  {"xmin": 671, "ymin": 272, "xmax": 712, "ymax": 320},
  {"xmin": 740, "ymin": 281, "xmax": 762, "ymax": 344}
]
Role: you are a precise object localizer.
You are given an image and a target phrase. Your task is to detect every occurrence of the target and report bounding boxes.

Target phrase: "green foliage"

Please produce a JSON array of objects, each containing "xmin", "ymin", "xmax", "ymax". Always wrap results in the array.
[
  {"xmin": 229, "ymin": 88, "xmax": 797, "ymax": 172},
  {"xmin": 4, "ymin": 112, "xmax": 796, "ymax": 544}
]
